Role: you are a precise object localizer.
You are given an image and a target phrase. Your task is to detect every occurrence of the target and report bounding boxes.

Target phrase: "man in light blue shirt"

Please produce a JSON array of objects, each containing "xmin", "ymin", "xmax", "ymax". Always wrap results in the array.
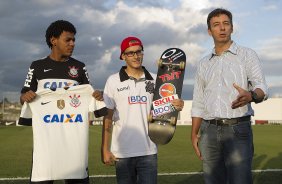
[{"xmin": 191, "ymin": 8, "xmax": 268, "ymax": 184}]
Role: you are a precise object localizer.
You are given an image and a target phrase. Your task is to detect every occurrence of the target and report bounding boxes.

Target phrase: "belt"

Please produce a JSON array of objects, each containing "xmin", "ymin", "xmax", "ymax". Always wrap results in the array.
[{"xmin": 206, "ymin": 116, "xmax": 251, "ymax": 126}]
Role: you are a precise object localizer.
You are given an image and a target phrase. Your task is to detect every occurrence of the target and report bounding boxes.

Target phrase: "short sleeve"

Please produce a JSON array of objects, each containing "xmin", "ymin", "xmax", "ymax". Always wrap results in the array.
[{"xmin": 18, "ymin": 102, "xmax": 32, "ymax": 126}]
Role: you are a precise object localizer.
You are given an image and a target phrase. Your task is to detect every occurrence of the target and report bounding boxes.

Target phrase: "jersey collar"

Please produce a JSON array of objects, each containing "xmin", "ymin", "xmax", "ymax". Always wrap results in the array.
[
  {"xmin": 119, "ymin": 66, "xmax": 153, "ymax": 82},
  {"xmin": 209, "ymin": 41, "xmax": 238, "ymax": 60}
]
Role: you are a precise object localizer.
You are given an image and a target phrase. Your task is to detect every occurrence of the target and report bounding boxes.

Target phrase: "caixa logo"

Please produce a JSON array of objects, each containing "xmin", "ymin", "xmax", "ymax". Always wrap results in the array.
[
  {"xmin": 43, "ymin": 114, "xmax": 83, "ymax": 123},
  {"xmin": 44, "ymin": 82, "xmax": 76, "ymax": 89},
  {"xmin": 128, "ymin": 96, "xmax": 148, "ymax": 104}
]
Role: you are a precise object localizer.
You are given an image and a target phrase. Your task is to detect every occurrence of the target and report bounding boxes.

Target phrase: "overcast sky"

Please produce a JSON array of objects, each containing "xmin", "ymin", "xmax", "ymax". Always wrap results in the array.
[{"xmin": 1, "ymin": 0, "xmax": 282, "ymax": 101}]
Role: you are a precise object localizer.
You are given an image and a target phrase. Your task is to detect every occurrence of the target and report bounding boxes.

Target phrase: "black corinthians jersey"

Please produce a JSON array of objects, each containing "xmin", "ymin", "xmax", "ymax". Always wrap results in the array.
[{"xmin": 21, "ymin": 56, "xmax": 90, "ymax": 93}]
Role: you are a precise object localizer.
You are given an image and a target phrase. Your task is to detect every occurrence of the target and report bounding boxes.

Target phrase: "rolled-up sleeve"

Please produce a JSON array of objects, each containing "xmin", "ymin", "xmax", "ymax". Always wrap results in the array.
[{"xmin": 246, "ymin": 49, "xmax": 269, "ymax": 100}]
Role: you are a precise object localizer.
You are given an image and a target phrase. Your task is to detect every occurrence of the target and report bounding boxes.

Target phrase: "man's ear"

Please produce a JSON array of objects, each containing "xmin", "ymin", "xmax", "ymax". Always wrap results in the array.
[
  {"xmin": 121, "ymin": 54, "xmax": 125, "ymax": 61},
  {"xmin": 50, "ymin": 36, "xmax": 57, "ymax": 47},
  {"xmin": 208, "ymin": 29, "xmax": 212, "ymax": 36}
]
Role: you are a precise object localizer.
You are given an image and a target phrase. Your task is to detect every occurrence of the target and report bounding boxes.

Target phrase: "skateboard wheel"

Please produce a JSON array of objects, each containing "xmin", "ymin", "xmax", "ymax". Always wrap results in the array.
[
  {"xmin": 148, "ymin": 114, "xmax": 153, "ymax": 123},
  {"xmin": 179, "ymin": 61, "xmax": 185, "ymax": 70},
  {"xmin": 158, "ymin": 59, "xmax": 163, "ymax": 68},
  {"xmin": 170, "ymin": 117, "xmax": 176, "ymax": 125}
]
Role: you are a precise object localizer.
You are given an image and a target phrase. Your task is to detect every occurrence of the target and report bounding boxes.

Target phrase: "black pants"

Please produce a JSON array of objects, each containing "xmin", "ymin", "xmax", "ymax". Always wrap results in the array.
[{"xmin": 30, "ymin": 177, "xmax": 89, "ymax": 184}]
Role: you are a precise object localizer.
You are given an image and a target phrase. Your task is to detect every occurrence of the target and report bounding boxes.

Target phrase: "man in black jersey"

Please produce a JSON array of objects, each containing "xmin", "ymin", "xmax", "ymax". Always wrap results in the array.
[
  {"xmin": 20, "ymin": 20, "xmax": 101, "ymax": 184},
  {"xmin": 21, "ymin": 20, "xmax": 102, "ymax": 104}
]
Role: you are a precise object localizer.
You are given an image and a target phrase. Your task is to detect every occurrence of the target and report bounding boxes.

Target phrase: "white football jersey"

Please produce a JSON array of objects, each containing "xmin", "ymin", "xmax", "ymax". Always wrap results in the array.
[
  {"xmin": 103, "ymin": 67, "xmax": 157, "ymax": 158},
  {"xmin": 20, "ymin": 84, "xmax": 97, "ymax": 181}
]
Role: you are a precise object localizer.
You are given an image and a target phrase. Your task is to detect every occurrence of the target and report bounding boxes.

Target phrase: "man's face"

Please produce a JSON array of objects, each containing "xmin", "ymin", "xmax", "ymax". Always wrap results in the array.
[
  {"xmin": 208, "ymin": 14, "xmax": 233, "ymax": 44},
  {"xmin": 51, "ymin": 31, "xmax": 75, "ymax": 57},
  {"xmin": 121, "ymin": 45, "xmax": 144, "ymax": 69}
]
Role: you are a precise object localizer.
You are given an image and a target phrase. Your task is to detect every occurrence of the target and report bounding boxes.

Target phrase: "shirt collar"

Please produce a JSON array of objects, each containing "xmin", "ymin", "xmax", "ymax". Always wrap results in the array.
[
  {"xmin": 119, "ymin": 66, "xmax": 154, "ymax": 82},
  {"xmin": 209, "ymin": 41, "xmax": 238, "ymax": 60}
]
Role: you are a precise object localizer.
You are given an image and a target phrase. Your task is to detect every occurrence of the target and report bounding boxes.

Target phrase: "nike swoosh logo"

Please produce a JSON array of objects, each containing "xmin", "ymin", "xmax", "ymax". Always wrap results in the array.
[
  {"xmin": 41, "ymin": 101, "xmax": 51, "ymax": 105},
  {"xmin": 5, "ymin": 122, "xmax": 15, "ymax": 126},
  {"xmin": 44, "ymin": 69, "xmax": 52, "ymax": 72}
]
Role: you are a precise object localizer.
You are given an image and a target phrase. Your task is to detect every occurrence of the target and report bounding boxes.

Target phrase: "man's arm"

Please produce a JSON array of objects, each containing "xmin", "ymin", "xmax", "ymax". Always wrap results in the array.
[
  {"xmin": 231, "ymin": 83, "xmax": 266, "ymax": 109},
  {"xmin": 101, "ymin": 108, "xmax": 118, "ymax": 165},
  {"xmin": 92, "ymin": 90, "xmax": 104, "ymax": 101},
  {"xmin": 251, "ymin": 88, "xmax": 266, "ymax": 103},
  {"xmin": 20, "ymin": 63, "xmax": 38, "ymax": 105},
  {"xmin": 20, "ymin": 90, "xmax": 37, "ymax": 105},
  {"xmin": 191, "ymin": 117, "xmax": 203, "ymax": 160}
]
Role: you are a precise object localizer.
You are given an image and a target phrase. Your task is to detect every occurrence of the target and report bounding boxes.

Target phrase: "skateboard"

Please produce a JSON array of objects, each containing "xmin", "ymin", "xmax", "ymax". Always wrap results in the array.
[{"xmin": 148, "ymin": 48, "xmax": 186, "ymax": 145}]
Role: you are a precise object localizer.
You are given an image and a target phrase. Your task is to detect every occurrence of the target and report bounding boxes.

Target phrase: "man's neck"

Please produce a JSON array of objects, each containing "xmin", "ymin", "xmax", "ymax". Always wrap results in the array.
[
  {"xmin": 49, "ymin": 51, "xmax": 69, "ymax": 62},
  {"xmin": 125, "ymin": 66, "xmax": 144, "ymax": 80},
  {"xmin": 214, "ymin": 40, "xmax": 233, "ymax": 55}
]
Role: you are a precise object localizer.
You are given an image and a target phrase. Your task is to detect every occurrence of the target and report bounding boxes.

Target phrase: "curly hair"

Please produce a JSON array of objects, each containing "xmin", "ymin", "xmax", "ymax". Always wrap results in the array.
[
  {"xmin": 207, "ymin": 8, "xmax": 233, "ymax": 30},
  {"xmin": 45, "ymin": 20, "xmax": 76, "ymax": 48}
]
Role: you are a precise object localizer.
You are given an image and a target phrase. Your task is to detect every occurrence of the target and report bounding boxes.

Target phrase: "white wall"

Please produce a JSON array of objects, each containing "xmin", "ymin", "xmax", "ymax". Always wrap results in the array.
[
  {"xmin": 178, "ymin": 101, "xmax": 192, "ymax": 125},
  {"xmin": 252, "ymin": 98, "xmax": 282, "ymax": 121}
]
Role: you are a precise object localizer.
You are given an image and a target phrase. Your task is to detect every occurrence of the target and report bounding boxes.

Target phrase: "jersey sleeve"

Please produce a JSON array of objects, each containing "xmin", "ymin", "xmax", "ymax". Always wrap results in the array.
[
  {"xmin": 103, "ymin": 77, "xmax": 116, "ymax": 110},
  {"xmin": 81, "ymin": 65, "xmax": 90, "ymax": 84},
  {"xmin": 21, "ymin": 62, "xmax": 38, "ymax": 93},
  {"xmin": 82, "ymin": 85, "xmax": 107, "ymax": 119},
  {"xmin": 93, "ymin": 101, "xmax": 107, "ymax": 118},
  {"xmin": 18, "ymin": 102, "xmax": 32, "ymax": 126},
  {"xmin": 88, "ymin": 96, "xmax": 96, "ymax": 112}
]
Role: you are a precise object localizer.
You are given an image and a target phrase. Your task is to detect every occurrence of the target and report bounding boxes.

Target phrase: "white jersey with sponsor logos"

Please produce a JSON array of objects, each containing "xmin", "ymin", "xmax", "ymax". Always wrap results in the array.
[
  {"xmin": 103, "ymin": 66, "xmax": 157, "ymax": 158},
  {"xmin": 20, "ymin": 85, "xmax": 96, "ymax": 181}
]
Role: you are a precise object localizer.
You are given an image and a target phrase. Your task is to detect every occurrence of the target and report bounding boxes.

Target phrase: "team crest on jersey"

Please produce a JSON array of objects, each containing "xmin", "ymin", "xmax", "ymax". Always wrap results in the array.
[
  {"xmin": 145, "ymin": 81, "xmax": 154, "ymax": 94},
  {"xmin": 69, "ymin": 94, "xmax": 81, "ymax": 108},
  {"xmin": 57, "ymin": 99, "xmax": 65, "ymax": 110},
  {"xmin": 159, "ymin": 83, "xmax": 176, "ymax": 97},
  {"xmin": 68, "ymin": 66, "xmax": 79, "ymax": 78}
]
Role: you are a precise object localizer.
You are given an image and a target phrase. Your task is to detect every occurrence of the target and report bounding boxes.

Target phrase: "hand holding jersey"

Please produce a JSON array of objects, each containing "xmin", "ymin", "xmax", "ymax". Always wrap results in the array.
[{"xmin": 20, "ymin": 90, "xmax": 37, "ymax": 104}]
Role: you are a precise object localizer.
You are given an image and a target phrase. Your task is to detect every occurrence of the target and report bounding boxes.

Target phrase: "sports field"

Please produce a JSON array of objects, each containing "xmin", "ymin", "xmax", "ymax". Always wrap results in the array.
[{"xmin": 0, "ymin": 125, "xmax": 282, "ymax": 184}]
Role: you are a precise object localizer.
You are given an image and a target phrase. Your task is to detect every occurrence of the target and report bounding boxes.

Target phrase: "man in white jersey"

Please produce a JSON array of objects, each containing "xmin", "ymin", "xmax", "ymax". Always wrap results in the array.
[
  {"xmin": 191, "ymin": 8, "xmax": 268, "ymax": 184},
  {"xmin": 19, "ymin": 20, "xmax": 103, "ymax": 184},
  {"xmin": 101, "ymin": 36, "xmax": 184, "ymax": 184},
  {"xmin": 20, "ymin": 85, "xmax": 99, "ymax": 182}
]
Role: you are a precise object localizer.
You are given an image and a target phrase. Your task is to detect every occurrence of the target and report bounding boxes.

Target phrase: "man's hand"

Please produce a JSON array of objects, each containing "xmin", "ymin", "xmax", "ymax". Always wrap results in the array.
[
  {"xmin": 20, "ymin": 90, "xmax": 36, "ymax": 104},
  {"xmin": 231, "ymin": 83, "xmax": 252, "ymax": 109},
  {"xmin": 93, "ymin": 90, "xmax": 103, "ymax": 101},
  {"xmin": 191, "ymin": 133, "xmax": 202, "ymax": 160},
  {"xmin": 191, "ymin": 117, "xmax": 203, "ymax": 160},
  {"xmin": 102, "ymin": 149, "xmax": 118, "ymax": 166},
  {"xmin": 171, "ymin": 99, "xmax": 184, "ymax": 111}
]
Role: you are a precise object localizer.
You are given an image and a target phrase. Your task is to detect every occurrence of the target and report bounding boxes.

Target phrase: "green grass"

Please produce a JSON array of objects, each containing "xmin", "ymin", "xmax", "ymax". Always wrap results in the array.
[{"xmin": 0, "ymin": 125, "xmax": 282, "ymax": 184}]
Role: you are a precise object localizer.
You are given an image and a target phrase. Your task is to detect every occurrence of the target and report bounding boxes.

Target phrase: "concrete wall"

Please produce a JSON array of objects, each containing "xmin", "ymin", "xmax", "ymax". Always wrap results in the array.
[{"xmin": 252, "ymin": 98, "xmax": 282, "ymax": 121}]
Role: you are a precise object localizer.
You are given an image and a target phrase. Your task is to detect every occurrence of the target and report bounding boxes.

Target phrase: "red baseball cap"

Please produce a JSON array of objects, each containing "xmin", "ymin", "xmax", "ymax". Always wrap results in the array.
[{"xmin": 120, "ymin": 36, "xmax": 143, "ymax": 60}]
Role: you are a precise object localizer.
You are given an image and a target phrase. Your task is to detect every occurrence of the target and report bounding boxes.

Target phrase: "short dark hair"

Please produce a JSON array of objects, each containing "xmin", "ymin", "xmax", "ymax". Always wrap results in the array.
[
  {"xmin": 207, "ymin": 8, "xmax": 233, "ymax": 29},
  {"xmin": 45, "ymin": 20, "xmax": 76, "ymax": 48}
]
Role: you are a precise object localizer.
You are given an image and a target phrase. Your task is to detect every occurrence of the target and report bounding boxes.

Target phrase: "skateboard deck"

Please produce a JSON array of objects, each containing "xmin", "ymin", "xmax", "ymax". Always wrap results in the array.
[{"xmin": 148, "ymin": 48, "xmax": 186, "ymax": 145}]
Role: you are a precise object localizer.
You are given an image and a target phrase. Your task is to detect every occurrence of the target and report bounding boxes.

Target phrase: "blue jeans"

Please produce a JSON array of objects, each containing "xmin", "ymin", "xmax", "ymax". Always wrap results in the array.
[
  {"xmin": 199, "ymin": 120, "xmax": 253, "ymax": 184},
  {"xmin": 115, "ymin": 154, "xmax": 157, "ymax": 184}
]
